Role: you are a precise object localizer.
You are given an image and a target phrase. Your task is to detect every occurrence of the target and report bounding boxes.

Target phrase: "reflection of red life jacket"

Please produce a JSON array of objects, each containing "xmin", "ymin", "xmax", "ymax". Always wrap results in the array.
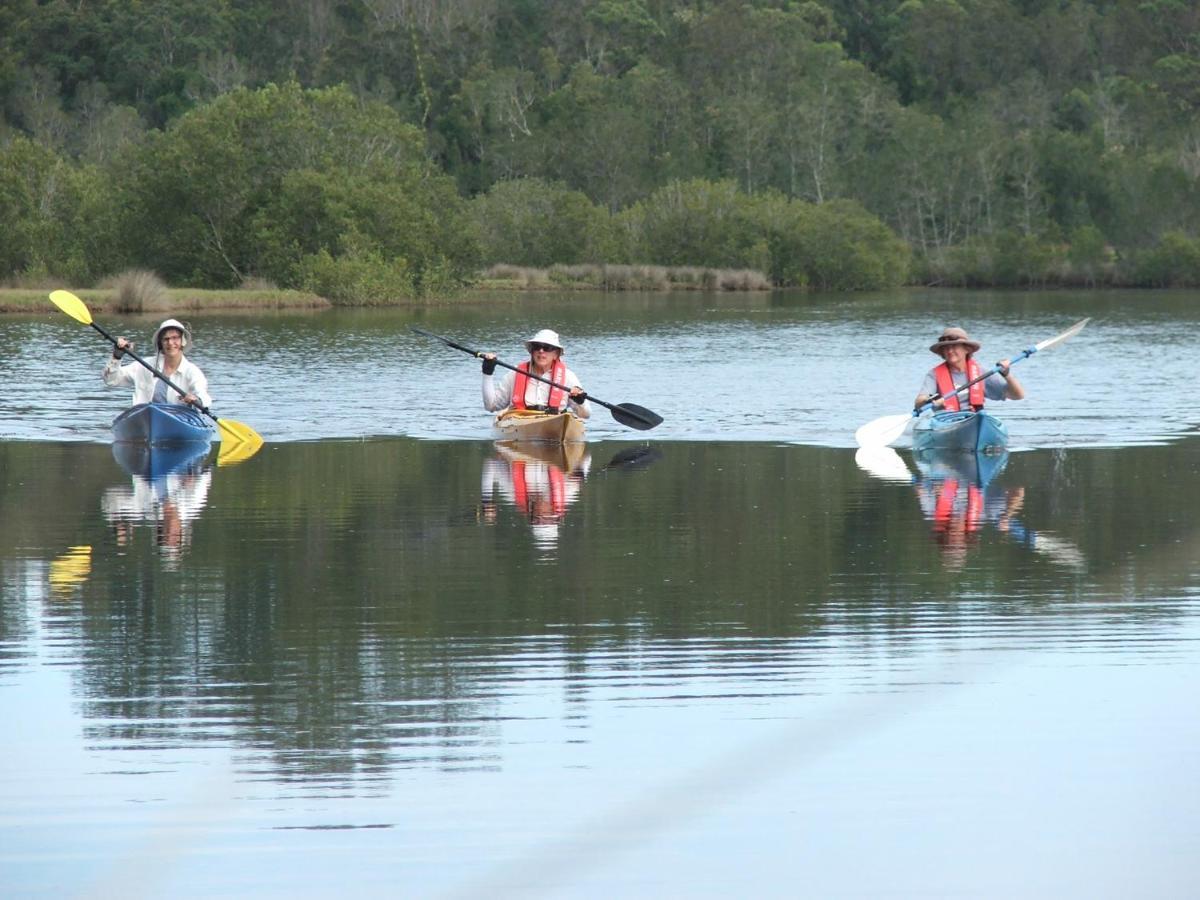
[
  {"xmin": 511, "ymin": 360, "xmax": 568, "ymax": 410},
  {"xmin": 510, "ymin": 461, "xmax": 567, "ymax": 518},
  {"xmin": 932, "ymin": 479, "xmax": 983, "ymax": 534},
  {"xmin": 934, "ymin": 358, "xmax": 984, "ymax": 411}
]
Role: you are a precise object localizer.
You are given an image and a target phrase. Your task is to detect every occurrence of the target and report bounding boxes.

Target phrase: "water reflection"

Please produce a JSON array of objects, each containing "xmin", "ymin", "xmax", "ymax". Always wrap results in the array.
[
  {"xmin": 912, "ymin": 449, "xmax": 1018, "ymax": 568},
  {"xmin": 858, "ymin": 445, "xmax": 1090, "ymax": 571},
  {"xmin": 482, "ymin": 441, "xmax": 591, "ymax": 555},
  {"xmin": 2, "ymin": 437, "xmax": 1198, "ymax": 899},
  {"xmin": 47, "ymin": 545, "xmax": 93, "ymax": 599},
  {"xmin": 104, "ymin": 442, "xmax": 213, "ymax": 563}
]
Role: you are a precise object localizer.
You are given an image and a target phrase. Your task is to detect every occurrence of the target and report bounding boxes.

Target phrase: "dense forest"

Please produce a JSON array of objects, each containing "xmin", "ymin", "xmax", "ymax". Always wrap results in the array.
[{"xmin": 3, "ymin": 0, "xmax": 1200, "ymax": 296}]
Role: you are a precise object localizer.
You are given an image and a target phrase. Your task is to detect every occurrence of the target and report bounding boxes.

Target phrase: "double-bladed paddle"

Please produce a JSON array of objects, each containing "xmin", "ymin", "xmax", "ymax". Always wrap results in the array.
[
  {"xmin": 49, "ymin": 290, "xmax": 264, "ymax": 462},
  {"xmin": 411, "ymin": 326, "xmax": 663, "ymax": 431},
  {"xmin": 854, "ymin": 318, "xmax": 1090, "ymax": 448}
]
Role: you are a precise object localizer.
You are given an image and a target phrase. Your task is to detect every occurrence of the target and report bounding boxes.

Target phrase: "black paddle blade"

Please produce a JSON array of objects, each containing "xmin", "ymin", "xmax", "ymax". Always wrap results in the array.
[
  {"xmin": 611, "ymin": 403, "xmax": 662, "ymax": 431},
  {"xmin": 600, "ymin": 445, "xmax": 663, "ymax": 472}
]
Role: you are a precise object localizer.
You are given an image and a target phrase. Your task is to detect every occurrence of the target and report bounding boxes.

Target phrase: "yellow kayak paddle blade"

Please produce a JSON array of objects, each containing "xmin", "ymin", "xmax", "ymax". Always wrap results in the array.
[
  {"xmin": 49, "ymin": 289, "xmax": 94, "ymax": 325},
  {"xmin": 216, "ymin": 419, "xmax": 264, "ymax": 466},
  {"xmin": 49, "ymin": 545, "xmax": 92, "ymax": 597}
]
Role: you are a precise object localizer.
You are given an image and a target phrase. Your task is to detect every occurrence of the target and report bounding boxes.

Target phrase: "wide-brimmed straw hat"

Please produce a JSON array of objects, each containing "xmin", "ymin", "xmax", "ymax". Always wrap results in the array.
[
  {"xmin": 153, "ymin": 318, "xmax": 192, "ymax": 350},
  {"xmin": 525, "ymin": 328, "xmax": 564, "ymax": 354},
  {"xmin": 930, "ymin": 326, "xmax": 980, "ymax": 355}
]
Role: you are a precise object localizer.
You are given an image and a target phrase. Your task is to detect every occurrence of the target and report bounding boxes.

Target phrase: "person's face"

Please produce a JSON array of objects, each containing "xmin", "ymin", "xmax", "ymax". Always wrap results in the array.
[
  {"xmin": 941, "ymin": 343, "xmax": 968, "ymax": 369},
  {"xmin": 529, "ymin": 342, "xmax": 559, "ymax": 370},
  {"xmin": 159, "ymin": 329, "xmax": 184, "ymax": 357}
]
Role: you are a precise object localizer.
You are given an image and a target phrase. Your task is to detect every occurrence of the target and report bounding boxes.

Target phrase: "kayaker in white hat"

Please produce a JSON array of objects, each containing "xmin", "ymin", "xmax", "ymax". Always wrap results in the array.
[
  {"xmin": 481, "ymin": 328, "xmax": 591, "ymax": 418},
  {"xmin": 914, "ymin": 326, "xmax": 1024, "ymax": 412},
  {"xmin": 102, "ymin": 318, "xmax": 212, "ymax": 408}
]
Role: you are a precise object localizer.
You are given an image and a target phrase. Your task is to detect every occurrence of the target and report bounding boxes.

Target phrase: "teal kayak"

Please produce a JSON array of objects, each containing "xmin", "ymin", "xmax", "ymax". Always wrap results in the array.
[
  {"xmin": 913, "ymin": 447, "xmax": 1010, "ymax": 489},
  {"xmin": 111, "ymin": 402, "xmax": 216, "ymax": 445},
  {"xmin": 912, "ymin": 410, "xmax": 1008, "ymax": 453}
]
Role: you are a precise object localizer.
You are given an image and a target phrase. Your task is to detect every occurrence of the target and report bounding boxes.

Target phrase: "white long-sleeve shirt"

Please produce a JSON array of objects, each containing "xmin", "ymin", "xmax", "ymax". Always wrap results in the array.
[
  {"xmin": 103, "ymin": 354, "xmax": 212, "ymax": 408},
  {"xmin": 483, "ymin": 366, "xmax": 590, "ymax": 418}
]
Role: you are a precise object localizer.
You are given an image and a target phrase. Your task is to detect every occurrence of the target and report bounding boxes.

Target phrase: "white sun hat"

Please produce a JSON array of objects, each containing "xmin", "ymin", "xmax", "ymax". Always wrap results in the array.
[
  {"xmin": 153, "ymin": 318, "xmax": 192, "ymax": 350},
  {"xmin": 524, "ymin": 329, "xmax": 564, "ymax": 354}
]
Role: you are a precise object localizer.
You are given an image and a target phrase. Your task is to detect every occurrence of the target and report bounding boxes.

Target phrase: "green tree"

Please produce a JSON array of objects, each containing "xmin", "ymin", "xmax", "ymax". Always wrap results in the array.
[
  {"xmin": 113, "ymin": 82, "xmax": 472, "ymax": 291},
  {"xmin": 471, "ymin": 177, "xmax": 615, "ymax": 266}
]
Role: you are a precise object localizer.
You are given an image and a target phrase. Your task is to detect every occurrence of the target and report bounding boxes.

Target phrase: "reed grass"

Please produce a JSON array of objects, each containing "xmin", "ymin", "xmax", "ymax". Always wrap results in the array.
[
  {"xmin": 480, "ymin": 263, "xmax": 772, "ymax": 291},
  {"xmin": 99, "ymin": 269, "xmax": 168, "ymax": 313},
  {"xmin": 0, "ymin": 287, "xmax": 330, "ymax": 314}
]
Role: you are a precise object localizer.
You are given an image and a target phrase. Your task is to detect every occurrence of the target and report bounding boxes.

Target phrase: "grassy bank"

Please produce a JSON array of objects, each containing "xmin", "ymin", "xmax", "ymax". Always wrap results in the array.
[
  {"xmin": 0, "ymin": 287, "xmax": 331, "ymax": 314},
  {"xmin": 1, "ymin": 264, "xmax": 774, "ymax": 314}
]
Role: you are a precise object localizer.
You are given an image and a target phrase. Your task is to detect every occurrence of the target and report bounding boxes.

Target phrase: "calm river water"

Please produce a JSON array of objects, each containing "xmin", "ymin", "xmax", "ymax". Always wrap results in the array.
[{"xmin": 2, "ymin": 289, "xmax": 1199, "ymax": 898}]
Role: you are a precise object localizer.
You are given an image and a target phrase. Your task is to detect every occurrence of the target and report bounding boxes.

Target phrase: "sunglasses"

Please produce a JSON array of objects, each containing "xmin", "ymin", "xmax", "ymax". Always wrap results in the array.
[{"xmin": 529, "ymin": 343, "xmax": 558, "ymax": 353}]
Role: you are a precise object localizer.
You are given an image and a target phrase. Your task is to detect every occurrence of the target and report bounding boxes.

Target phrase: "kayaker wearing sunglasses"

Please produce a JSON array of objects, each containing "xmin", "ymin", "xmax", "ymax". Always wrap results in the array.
[
  {"xmin": 481, "ymin": 328, "xmax": 590, "ymax": 418},
  {"xmin": 914, "ymin": 326, "xmax": 1024, "ymax": 412}
]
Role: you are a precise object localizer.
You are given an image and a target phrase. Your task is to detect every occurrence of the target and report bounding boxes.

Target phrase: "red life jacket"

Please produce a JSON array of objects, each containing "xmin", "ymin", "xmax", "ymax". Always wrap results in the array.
[
  {"xmin": 932, "ymin": 479, "xmax": 983, "ymax": 535},
  {"xmin": 933, "ymin": 358, "xmax": 984, "ymax": 411},
  {"xmin": 510, "ymin": 461, "xmax": 567, "ymax": 518},
  {"xmin": 511, "ymin": 360, "xmax": 568, "ymax": 410}
]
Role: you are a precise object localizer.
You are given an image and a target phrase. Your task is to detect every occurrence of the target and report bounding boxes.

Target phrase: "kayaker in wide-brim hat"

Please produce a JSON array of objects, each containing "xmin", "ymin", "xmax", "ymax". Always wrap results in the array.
[
  {"xmin": 914, "ymin": 325, "xmax": 1024, "ymax": 413},
  {"xmin": 481, "ymin": 328, "xmax": 591, "ymax": 417},
  {"xmin": 102, "ymin": 317, "xmax": 212, "ymax": 409},
  {"xmin": 928, "ymin": 326, "xmax": 981, "ymax": 355}
]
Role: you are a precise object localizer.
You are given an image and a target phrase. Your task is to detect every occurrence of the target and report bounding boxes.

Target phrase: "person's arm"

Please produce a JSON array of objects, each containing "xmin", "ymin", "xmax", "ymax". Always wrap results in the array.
[
  {"xmin": 984, "ymin": 358, "xmax": 1025, "ymax": 401},
  {"xmin": 997, "ymin": 358, "xmax": 1025, "ymax": 400},
  {"xmin": 564, "ymin": 368, "xmax": 591, "ymax": 419},
  {"xmin": 179, "ymin": 360, "xmax": 212, "ymax": 408},
  {"xmin": 914, "ymin": 372, "xmax": 939, "ymax": 410},
  {"xmin": 102, "ymin": 337, "xmax": 136, "ymax": 387},
  {"xmin": 482, "ymin": 357, "xmax": 513, "ymax": 411}
]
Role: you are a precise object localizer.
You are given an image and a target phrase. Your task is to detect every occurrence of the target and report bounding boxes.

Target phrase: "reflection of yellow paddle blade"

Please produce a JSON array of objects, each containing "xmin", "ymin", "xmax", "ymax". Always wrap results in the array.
[
  {"xmin": 216, "ymin": 417, "xmax": 262, "ymax": 447},
  {"xmin": 49, "ymin": 289, "xmax": 94, "ymax": 324},
  {"xmin": 49, "ymin": 545, "xmax": 92, "ymax": 597},
  {"xmin": 216, "ymin": 430, "xmax": 264, "ymax": 466}
]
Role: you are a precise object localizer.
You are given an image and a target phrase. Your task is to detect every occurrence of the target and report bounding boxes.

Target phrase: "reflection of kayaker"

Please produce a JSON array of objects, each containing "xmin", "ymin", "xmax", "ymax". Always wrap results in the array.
[
  {"xmin": 480, "ymin": 444, "xmax": 590, "ymax": 551},
  {"xmin": 102, "ymin": 464, "xmax": 212, "ymax": 563},
  {"xmin": 913, "ymin": 327, "xmax": 1023, "ymax": 453},
  {"xmin": 916, "ymin": 475, "xmax": 1025, "ymax": 569},
  {"xmin": 111, "ymin": 441, "xmax": 213, "ymax": 480}
]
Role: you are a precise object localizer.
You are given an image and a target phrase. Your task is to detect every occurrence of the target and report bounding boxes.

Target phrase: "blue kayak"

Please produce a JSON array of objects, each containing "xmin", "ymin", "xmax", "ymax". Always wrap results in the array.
[
  {"xmin": 111, "ymin": 403, "xmax": 216, "ymax": 445},
  {"xmin": 913, "ymin": 447, "xmax": 1010, "ymax": 489},
  {"xmin": 111, "ymin": 440, "xmax": 212, "ymax": 479},
  {"xmin": 912, "ymin": 410, "xmax": 1008, "ymax": 453}
]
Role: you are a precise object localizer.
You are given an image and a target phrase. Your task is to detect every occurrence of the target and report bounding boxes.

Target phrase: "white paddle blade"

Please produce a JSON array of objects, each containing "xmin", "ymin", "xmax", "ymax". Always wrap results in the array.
[
  {"xmin": 854, "ymin": 446, "xmax": 913, "ymax": 482},
  {"xmin": 855, "ymin": 414, "xmax": 912, "ymax": 448},
  {"xmin": 1034, "ymin": 318, "xmax": 1090, "ymax": 352}
]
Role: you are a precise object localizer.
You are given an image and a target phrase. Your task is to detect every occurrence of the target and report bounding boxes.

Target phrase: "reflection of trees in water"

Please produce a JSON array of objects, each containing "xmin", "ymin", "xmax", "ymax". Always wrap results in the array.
[{"xmin": 6, "ymin": 438, "xmax": 1200, "ymax": 782}]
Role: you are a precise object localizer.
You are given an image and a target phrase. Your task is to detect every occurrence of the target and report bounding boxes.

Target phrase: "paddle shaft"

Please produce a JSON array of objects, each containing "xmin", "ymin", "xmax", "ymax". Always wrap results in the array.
[
  {"xmin": 915, "ymin": 347, "xmax": 1033, "ymax": 416},
  {"xmin": 91, "ymin": 319, "xmax": 223, "ymax": 425},
  {"xmin": 411, "ymin": 327, "xmax": 660, "ymax": 428}
]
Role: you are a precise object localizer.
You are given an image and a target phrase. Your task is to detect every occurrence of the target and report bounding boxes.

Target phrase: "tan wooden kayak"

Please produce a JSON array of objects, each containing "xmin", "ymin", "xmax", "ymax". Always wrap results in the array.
[
  {"xmin": 493, "ymin": 408, "xmax": 586, "ymax": 444},
  {"xmin": 494, "ymin": 438, "xmax": 588, "ymax": 474}
]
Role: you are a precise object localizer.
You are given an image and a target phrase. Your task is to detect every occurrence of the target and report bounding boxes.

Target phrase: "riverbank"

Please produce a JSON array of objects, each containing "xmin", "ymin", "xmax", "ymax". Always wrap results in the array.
[
  {"xmin": 0, "ymin": 287, "xmax": 330, "ymax": 314},
  {"xmin": 1, "ymin": 264, "xmax": 775, "ymax": 314}
]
